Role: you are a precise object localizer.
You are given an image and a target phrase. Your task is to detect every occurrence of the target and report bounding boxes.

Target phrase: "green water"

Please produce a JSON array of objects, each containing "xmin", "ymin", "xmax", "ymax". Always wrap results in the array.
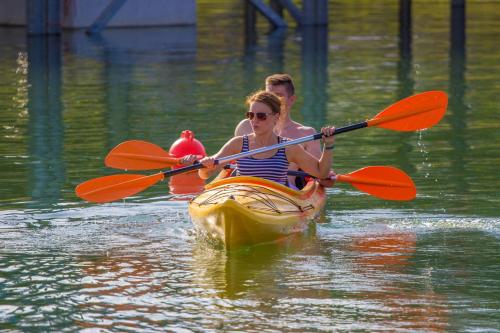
[{"xmin": 1, "ymin": 1, "xmax": 499, "ymax": 331}]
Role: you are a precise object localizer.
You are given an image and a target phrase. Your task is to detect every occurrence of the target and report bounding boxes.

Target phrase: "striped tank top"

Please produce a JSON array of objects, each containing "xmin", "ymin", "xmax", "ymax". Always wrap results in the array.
[{"xmin": 236, "ymin": 135, "xmax": 289, "ymax": 185}]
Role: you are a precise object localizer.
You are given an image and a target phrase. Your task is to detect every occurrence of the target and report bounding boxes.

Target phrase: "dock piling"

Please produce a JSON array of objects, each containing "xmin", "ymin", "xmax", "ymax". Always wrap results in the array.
[
  {"xmin": 302, "ymin": 0, "xmax": 328, "ymax": 26},
  {"xmin": 27, "ymin": 0, "xmax": 61, "ymax": 35}
]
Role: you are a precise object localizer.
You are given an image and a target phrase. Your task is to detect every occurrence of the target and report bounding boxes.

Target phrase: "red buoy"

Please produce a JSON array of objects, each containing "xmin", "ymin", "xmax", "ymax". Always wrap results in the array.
[
  {"xmin": 168, "ymin": 130, "xmax": 206, "ymax": 194},
  {"xmin": 169, "ymin": 130, "xmax": 206, "ymax": 167}
]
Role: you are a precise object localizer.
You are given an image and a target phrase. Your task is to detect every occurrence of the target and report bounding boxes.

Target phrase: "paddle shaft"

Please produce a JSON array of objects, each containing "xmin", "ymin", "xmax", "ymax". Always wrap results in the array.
[
  {"xmin": 288, "ymin": 170, "xmax": 411, "ymax": 187},
  {"xmin": 287, "ymin": 170, "xmax": 330, "ymax": 179}
]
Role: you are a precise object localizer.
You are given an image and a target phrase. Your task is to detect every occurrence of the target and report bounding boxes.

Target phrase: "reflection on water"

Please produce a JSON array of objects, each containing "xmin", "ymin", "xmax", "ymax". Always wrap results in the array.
[
  {"xmin": 351, "ymin": 230, "xmax": 416, "ymax": 270},
  {"xmin": 191, "ymin": 228, "xmax": 314, "ymax": 299},
  {"xmin": 76, "ymin": 253, "xmax": 171, "ymax": 331},
  {"xmin": 1, "ymin": 0, "xmax": 500, "ymax": 331},
  {"xmin": 301, "ymin": 26, "xmax": 328, "ymax": 130},
  {"xmin": 3, "ymin": 209, "xmax": 498, "ymax": 331},
  {"xmin": 448, "ymin": 2, "xmax": 469, "ymax": 194},
  {"xmin": 168, "ymin": 172, "xmax": 205, "ymax": 195},
  {"xmin": 26, "ymin": 36, "xmax": 65, "ymax": 206},
  {"xmin": 350, "ymin": 230, "xmax": 449, "ymax": 332},
  {"xmin": 394, "ymin": 0, "xmax": 416, "ymax": 176}
]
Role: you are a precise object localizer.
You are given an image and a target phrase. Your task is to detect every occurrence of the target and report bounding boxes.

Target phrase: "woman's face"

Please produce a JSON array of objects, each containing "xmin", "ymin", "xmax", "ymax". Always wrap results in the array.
[{"xmin": 248, "ymin": 101, "xmax": 278, "ymax": 134}]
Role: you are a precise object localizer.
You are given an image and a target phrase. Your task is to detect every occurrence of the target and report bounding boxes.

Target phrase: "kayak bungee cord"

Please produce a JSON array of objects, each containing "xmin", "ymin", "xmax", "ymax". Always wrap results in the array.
[{"xmin": 191, "ymin": 184, "xmax": 314, "ymax": 214}]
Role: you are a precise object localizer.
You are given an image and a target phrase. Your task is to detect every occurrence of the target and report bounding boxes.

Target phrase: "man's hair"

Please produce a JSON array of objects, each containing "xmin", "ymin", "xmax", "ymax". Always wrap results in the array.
[{"xmin": 265, "ymin": 73, "xmax": 295, "ymax": 97}]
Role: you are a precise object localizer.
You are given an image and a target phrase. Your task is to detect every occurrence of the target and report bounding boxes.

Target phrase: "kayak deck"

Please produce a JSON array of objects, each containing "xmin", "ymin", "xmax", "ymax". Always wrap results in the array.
[{"xmin": 188, "ymin": 176, "xmax": 326, "ymax": 249}]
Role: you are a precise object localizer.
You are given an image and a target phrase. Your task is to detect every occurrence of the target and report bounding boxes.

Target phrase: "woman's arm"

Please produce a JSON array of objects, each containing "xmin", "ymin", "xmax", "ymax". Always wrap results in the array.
[
  {"xmin": 286, "ymin": 127, "xmax": 335, "ymax": 179},
  {"xmin": 198, "ymin": 136, "xmax": 243, "ymax": 179}
]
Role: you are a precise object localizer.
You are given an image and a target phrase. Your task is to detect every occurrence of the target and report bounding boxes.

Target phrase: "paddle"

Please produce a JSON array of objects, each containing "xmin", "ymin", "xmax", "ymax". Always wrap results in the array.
[
  {"xmin": 101, "ymin": 91, "xmax": 448, "ymax": 171},
  {"xmin": 287, "ymin": 167, "xmax": 416, "ymax": 201},
  {"xmin": 76, "ymin": 165, "xmax": 415, "ymax": 203},
  {"xmin": 76, "ymin": 90, "xmax": 446, "ymax": 202},
  {"xmin": 104, "ymin": 140, "xmax": 181, "ymax": 170},
  {"xmin": 333, "ymin": 90, "xmax": 447, "ymax": 134},
  {"xmin": 223, "ymin": 165, "xmax": 416, "ymax": 200}
]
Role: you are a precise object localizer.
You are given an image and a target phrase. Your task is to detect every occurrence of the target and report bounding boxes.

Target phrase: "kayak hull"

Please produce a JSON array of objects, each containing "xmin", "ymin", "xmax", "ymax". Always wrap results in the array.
[{"xmin": 188, "ymin": 176, "xmax": 326, "ymax": 249}]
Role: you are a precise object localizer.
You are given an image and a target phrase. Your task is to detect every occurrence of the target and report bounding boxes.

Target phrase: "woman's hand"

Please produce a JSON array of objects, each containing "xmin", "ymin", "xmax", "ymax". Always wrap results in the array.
[
  {"xmin": 197, "ymin": 156, "xmax": 218, "ymax": 179},
  {"xmin": 321, "ymin": 126, "xmax": 335, "ymax": 146},
  {"xmin": 179, "ymin": 154, "xmax": 198, "ymax": 166},
  {"xmin": 199, "ymin": 156, "xmax": 217, "ymax": 169}
]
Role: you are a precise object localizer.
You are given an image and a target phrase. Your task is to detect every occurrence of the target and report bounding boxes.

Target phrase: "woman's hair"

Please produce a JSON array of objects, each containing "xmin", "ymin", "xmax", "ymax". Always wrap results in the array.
[{"xmin": 246, "ymin": 90, "xmax": 283, "ymax": 114}]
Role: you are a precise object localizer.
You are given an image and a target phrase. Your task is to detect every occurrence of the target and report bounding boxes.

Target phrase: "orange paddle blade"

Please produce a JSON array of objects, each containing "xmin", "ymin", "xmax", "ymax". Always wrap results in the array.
[
  {"xmin": 336, "ymin": 166, "xmax": 416, "ymax": 201},
  {"xmin": 105, "ymin": 140, "xmax": 180, "ymax": 170},
  {"xmin": 367, "ymin": 91, "xmax": 448, "ymax": 131},
  {"xmin": 75, "ymin": 173, "xmax": 164, "ymax": 203}
]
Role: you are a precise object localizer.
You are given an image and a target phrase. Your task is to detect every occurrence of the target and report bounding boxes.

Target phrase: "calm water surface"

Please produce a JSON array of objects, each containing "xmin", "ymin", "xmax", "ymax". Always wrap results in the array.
[{"xmin": 1, "ymin": 1, "xmax": 499, "ymax": 331}]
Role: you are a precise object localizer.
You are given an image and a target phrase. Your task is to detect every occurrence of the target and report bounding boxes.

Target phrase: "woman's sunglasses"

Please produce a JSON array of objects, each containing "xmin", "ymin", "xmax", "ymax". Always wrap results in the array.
[{"xmin": 246, "ymin": 111, "xmax": 273, "ymax": 121}]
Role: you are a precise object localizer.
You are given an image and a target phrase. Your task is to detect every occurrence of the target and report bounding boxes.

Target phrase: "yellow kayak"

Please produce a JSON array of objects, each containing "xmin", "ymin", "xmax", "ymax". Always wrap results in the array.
[{"xmin": 188, "ymin": 176, "xmax": 326, "ymax": 249}]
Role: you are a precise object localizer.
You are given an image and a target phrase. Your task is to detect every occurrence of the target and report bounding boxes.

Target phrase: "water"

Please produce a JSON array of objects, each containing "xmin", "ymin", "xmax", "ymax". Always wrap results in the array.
[{"xmin": 1, "ymin": 1, "xmax": 500, "ymax": 331}]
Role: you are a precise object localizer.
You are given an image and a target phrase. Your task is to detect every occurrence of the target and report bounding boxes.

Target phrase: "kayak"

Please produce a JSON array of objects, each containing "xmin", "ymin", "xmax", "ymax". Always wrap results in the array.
[{"xmin": 188, "ymin": 175, "xmax": 326, "ymax": 249}]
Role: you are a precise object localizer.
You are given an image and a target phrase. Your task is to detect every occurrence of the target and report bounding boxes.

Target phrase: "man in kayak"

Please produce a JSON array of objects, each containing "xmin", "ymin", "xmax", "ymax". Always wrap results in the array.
[
  {"xmin": 234, "ymin": 73, "xmax": 335, "ymax": 188},
  {"xmin": 197, "ymin": 90, "xmax": 336, "ymax": 185}
]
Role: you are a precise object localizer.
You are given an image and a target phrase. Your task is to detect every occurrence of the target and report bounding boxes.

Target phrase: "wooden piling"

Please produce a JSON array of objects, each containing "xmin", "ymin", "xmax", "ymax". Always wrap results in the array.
[
  {"xmin": 399, "ymin": 0, "xmax": 412, "ymax": 57},
  {"xmin": 245, "ymin": 0, "xmax": 257, "ymax": 44},
  {"xmin": 302, "ymin": 0, "xmax": 328, "ymax": 26},
  {"xmin": 27, "ymin": 0, "xmax": 61, "ymax": 35},
  {"xmin": 451, "ymin": 0, "xmax": 466, "ymax": 54}
]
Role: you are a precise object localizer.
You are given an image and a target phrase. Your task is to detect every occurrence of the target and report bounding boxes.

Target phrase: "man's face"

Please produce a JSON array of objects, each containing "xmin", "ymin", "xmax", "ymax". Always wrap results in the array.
[{"xmin": 265, "ymin": 84, "xmax": 295, "ymax": 111}]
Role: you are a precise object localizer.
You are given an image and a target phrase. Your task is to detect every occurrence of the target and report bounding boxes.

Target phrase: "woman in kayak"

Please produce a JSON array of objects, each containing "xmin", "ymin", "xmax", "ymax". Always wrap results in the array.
[{"xmin": 197, "ymin": 90, "xmax": 335, "ymax": 186}]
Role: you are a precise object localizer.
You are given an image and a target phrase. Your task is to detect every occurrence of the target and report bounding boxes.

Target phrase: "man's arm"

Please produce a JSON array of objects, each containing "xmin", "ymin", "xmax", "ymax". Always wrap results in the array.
[{"xmin": 234, "ymin": 119, "xmax": 253, "ymax": 136}]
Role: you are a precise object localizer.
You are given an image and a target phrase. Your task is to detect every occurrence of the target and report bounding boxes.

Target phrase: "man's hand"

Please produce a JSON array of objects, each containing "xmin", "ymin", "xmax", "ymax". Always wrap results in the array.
[{"xmin": 319, "ymin": 170, "xmax": 336, "ymax": 187}]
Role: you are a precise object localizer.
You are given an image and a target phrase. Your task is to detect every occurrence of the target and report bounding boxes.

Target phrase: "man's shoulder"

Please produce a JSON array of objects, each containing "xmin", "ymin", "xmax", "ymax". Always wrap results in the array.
[
  {"xmin": 235, "ymin": 119, "xmax": 252, "ymax": 136},
  {"xmin": 286, "ymin": 122, "xmax": 316, "ymax": 138},
  {"xmin": 296, "ymin": 124, "xmax": 316, "ymax": 134}
]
